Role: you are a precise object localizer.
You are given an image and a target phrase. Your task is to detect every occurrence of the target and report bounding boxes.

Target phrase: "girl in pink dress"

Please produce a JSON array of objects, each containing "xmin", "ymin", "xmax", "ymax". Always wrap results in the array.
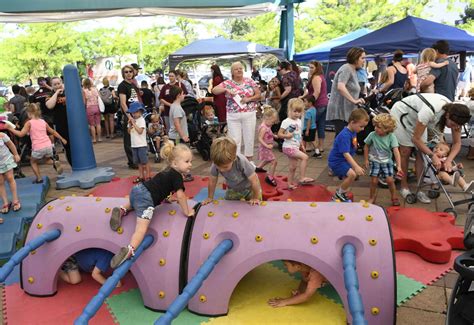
[
  {"xmin": 82, "ymin": 78, "xmax": 102, "ymax": 143},
  {"xmin": 255, "ymin": 106, "xmax": 278, "ymax": 186}
]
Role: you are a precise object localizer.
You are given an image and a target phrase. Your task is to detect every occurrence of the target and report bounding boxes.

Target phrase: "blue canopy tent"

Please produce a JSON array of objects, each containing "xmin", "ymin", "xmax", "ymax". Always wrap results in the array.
[
  {"xmin": 293, "ymin": 28, "xmax": 371, "ymax": 62},
  {"xmin": 168, "ymin": 37, "xmax": 285, "ymax": 69},
  {"xmin": 330, "ymin": 16, "xmax": 474, "ymax": 61}
]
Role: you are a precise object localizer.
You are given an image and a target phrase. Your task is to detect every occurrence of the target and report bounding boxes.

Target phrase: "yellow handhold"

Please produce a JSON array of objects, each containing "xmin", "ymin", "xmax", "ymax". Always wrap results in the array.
[
  {"xmin": 366, "ymin": 215, "xmax": 374, "ymax": 221},
  {"xmin": 310, "ymin": 202, "xmax": 317, "ymax": 207},
  {"xmin": 36, "ymin": 223, "xmax": 43, "ymax": 229},
  {"xmin": 124, "ymin": 195, "xmax": 129, "ymax": 198},
  {"xmin": 47, "ymin": 205, "xmax": 54, "ymax": 211},
  {"xmin": 203, "ymin": 233, "xmax": 210, "ymax": 239},
  {"xmin": 59, "ymin": 196, "xmax": 65, "ymax": 200},
  {"xmin": 260, "ymin": 201, "xmax": 267, "ymax": 206},
  {"xmin": 255, "ymin": 235, "xmax": 263, "ymax": 242},
  {"xmin": 369, "ymin": 239, "xmax": 377, "ymax": 246},
  {"xmin": 232, "ymin": 212, "xmax": 239, "ymax": 218},
  {"xmin": 287, "ymin": 198, "xmax": 292, "ymax": 202},
  {"xmin": 311, "ymin": 237, "xmax": 319, "ymax": 244},
  {"xmin": 73, "ymin": 194, "xmax": 78, "ymax": 197},
  {"xmin": 159, "ymin": 259, "xmax": 166, "ymax": 266},
  {"xmin": 212, "ymin": 200, "xmax": 219, "ymax": 205},
  {"xmin": 95, "ymin": 197, "xmax": 102, "ymax": 202},
  {"xmin": 371, "ymin": 307, "xmax": 380, "ymax": 315},
  {"xmin": 28, "ymin": 276, "xmax": 34, "ymax": 284},
  {"xmin": 283, "ymin": 213, "xmax": 291, "ymax": 220},
  {"xmin": 105, "ymin": 208, "xmax": 111, "ymax": 213},
  {"xmin": 75, "ymin": 225, "xmax": 81, "ymax": 232},
  {"xmin": 117, "ymin": 227, "xmax": 123, "ymax": 234},
  {"xmin": 207, "ymin": 211, "xmax": 215, "ymax": 217},
  {"xmin": 240, "ymin": 197, "xmax": 246, "ymax": 201},
  {"xmin": 31, "ymin": 250, "xmax": 36, "ymax": 255},
  {"xmin": 335, "ymin": 199, "xmax": 341, "ymax": 203},
  {"xmin": 338, "ymin": 214, "xmax": 345, "ymax": 221},
  {"xmin": 66, "ymin": 206, "xmax": 72, "ymax": 212},
  {"xmin": 163, "ymin": 230, "xmax": 170, "ymax": 237},
  {"xmin": 87, "ymin": 194, "xmax": 92, "ymax": 197},
  {"xmin": 363, "ymin": 202, "xmax": 370, "ymax": 208},
  {"xmin": 199, "ymin": 295, "xmax": 207, "ymax": 303},
  {"xmin": 158, "ymin": 291, "xmax": 165, "ymax": 298},
  {"xmin": 169, "ymin": 209, "xmax": 176, "ymax": 216},
  {"xmin": 371, "ymin": 271, "xmax": 379, "ymax": 279}
]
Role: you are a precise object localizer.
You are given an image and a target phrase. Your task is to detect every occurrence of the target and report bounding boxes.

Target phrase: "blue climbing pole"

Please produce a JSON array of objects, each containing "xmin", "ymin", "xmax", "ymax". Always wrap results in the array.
[{"xmin": 342, "ymin": 243, "xmax": 367, "ymax": 325}]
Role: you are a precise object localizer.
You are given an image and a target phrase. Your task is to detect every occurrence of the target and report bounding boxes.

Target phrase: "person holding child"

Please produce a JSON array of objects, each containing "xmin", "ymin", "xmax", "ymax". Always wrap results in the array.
[
  {"xmin": 301, "ymin": 96, "xmax": 318, "ymax": 158},
  {"xmin": 148, "ymin": 113, "xmax": 165, "ymax": 163},
  {"xmin": 128, "ymin": 102, "xmax": 150, "ymax": 183},
  {"xmin": 363, "ymin": 113, "xmax": 402, "ymax": 206},
  {"xmin": 202, "ymin": 137, "xmax": 262, "ymax": 205},
  {"xmin": 0, "ymin": 132, "xmax": 21, "ymax": 219},
  {"xmin": 415, "ymin": 48, "xmax": 449, "ymax": 93},
  {"xmin": 278, "ymin": 98, "xmax": 314, "ymax": 190},
  {"xmin": 328, "ymin": 108, "xmax": 370, "ymax": 202},
  {"xmin": 109, "ymin": 140, "xmax": 195, "ymax": 268},
  {"xmin": 255, "ymin": 106, "xmax": 278, "ymax": 187}
]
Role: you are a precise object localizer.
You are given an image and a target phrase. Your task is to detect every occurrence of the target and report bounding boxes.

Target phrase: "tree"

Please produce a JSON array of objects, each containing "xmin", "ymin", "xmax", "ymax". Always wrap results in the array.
[
  {"xmin": 457, "ymin": 5, "xmax": 474, "ymax": 32},
  {"xmin": 223, "ymin": 18, "xmax": 252, "ymax": 39}
]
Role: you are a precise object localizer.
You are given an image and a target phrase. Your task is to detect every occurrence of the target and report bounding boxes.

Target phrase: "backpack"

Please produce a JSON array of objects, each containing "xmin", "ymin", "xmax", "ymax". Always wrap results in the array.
[{"xmin": 99, "ymin": 87, "xmax": 113, "ymax": 105}]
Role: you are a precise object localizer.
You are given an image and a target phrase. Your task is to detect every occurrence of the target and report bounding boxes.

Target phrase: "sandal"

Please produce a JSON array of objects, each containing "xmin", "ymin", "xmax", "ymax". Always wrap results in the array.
[
  {"xmin": 0, "ymin": 217, "xmax": 3, "ymax": 224},
  {"xmin": 1, "ymin": 202, "xmax": 11, "ymax": 214},
  {"xmin": 133, "ymin": 177, "xmax": 143, "ymax": 184},
  {"xmin": 33, "ymin": 179, "xmax": 44, "ymax": 184},
  {"xmin": 391, "ymin": 198, "xmax": 401, "ymax": 206},
  {"xmin": 265, "ymin": 176, "xmax": 277, "ymax": 187},
  {"xmin": 287, "ymin": 184, "xmax": 298, "ymax": 190},
  {"xmin": 298, "ymin": 178, "xmax": 315, "ymax": 185},
  {"xmin": 12, "ymin": 201, "xmax": 21, "ymax": 212}
]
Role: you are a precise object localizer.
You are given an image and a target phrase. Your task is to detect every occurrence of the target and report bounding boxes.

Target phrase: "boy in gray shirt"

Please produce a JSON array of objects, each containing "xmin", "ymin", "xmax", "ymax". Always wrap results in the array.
[{"xmin": 202, "ymin": 137, "xmax": 261, "ymax": 205}]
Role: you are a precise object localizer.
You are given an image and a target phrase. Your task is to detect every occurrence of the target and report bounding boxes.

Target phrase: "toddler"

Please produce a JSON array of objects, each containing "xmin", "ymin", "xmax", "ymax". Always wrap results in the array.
[
  {"xmin": 7, "ymin": 103, "xmax": 66, "ymax": 184},
  {"xmin": 328, "ymin": 108, "xmax": 369, "ymax": 202},
  {"xmin": 202, "ymin": 105, "xmax": 220, "ymax": 140},
  {"xmin": 416, "ymin": 48, "xmax": 449, "ymax": 93},
  {"xmin": 202, "ymin": 137, "xmax": 261, "ymax": 205},
  {"xmin": 433, "ymin": 142, "xmax": 474, "ymax": 192},
  {"xmin": 148, "ymin": 113, "xmax": 165, "ymax": 163},
  {"xmin": 109, "ymin": 140, "xmax": 195, "ymax": 268},
  {"xmin": 302, "ymin": 96, "xmax": 318, "ymax": 157},
  {"xmin": 255, "ymin": 106, "xmax": 278, "ymax": 187},
  {"xmin": 268, "ymin": 78, "xmax": 281, "ymax": 111},
  {"xmin": 268, "ymin": 260, "xmax": 326, "ymax": 307},
  {"xmin": 0, "ymin": 132, "xmax": 21, "ymax": 219},
  {"xmin": 277, "ymin": 98, "xmax": 314, "ymax": 190},
  {"xmin": 128, "ymin": 102, "xmax": 150, "ymax": 183},
  {"xmin": 364, "ymin": 114, "xmax": 403, "ymax": 206}
]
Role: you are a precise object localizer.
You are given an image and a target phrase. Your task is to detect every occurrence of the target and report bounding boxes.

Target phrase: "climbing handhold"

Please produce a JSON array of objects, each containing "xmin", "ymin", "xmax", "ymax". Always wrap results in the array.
[
  {"xmin": 310, "ymin": 202, "xmax": 317, "ymax": 207},
  {"xmin": 213, "ymin": 200, "xmax": 219, "ymax": 205},
  {"xmin": 366, "ymin": 215, "xmax": 374, "ymax": 221},
  {"xmin": 260, "ymin": 201, "xmax": 267, "ymax": 206},
  {"xmin": 59, "ymin": 196, "xmax": 65, "ymax": 200},
  {"xmin": 36, "ymin": 223, "xmax": 43, "ymax": 229},
  {"xmin": 283, "ymin": 213, "xmax": 291, "ymax": 220},
  {"xmin": 232, "ymin": 212, "xmax": 239, "ymax": 218},
  {"xmin": 363, "ymin": 202, "xmax": 370, "ymax": 208},
  {"xmin": 371, "ymin": 307, "xmax": 380, "ymax": 315},
  {"xmin": 311, "ymin": 237, "xmax": 319, "ymax": 244},
  {"xmin": 371, "ymin": 271, "xmax": 379, "ymax": 279},
  {"xmin": 338, "ymin": 214, "xmax": 345, "ymax": 221},
  {"xmin": 255, "ymin": 235, "xmax": 263, "ymax": 242},
  {"xmin": 159, "ymin": 259, "xmax": 166, "ymax": 266},
  {"xmin": 105, "ymin": 207, "xmax": 111, "ymax": 213},
  {"xmin": 163, "ymin": 230, "xmax": 170, "ymax": 237},
  {"xmin": 28, "ymin": 277, "xmax": 34, "ymax": 284},
  {"xmin": 159, "ymin": 291, "xmax": 165, "ymax": 298},
  {"xmin": 117, "ymin": 227, "xmax": 123, "ymax": 234},
  {"xmin": 199, "ymin": 295, "xmax": 207, "ymax": 303},
  {"xmin": 203, "ymin": 233, "xmax": 210, "ymax": 239},
  {"xmin": 75, "ymin": 225, "xmax": 81, "ymax": 232},
  {"xmin": 47, "ymin": 205, "xmax": 53, "ymax": 211},
  {"xmin": 369, "ymin": 239, "xmax": 377, "ymax": 246},
  {"xmin": 208, "ymin": 211, "xmax": 215, "ymax": 217},
  {"xmin": 31, "ymin": 250, "xmax": 36, "ymax": 255},
  {"xmin": 95, "ymin": 197, "xmax": 102, "ymax": 202},
  {"xmin": 66, "ymin": 206, "xmax": 72, "ymax": 212},
  {"xmin": 169, "ymin": 210, "xmax": 176, "ymax": 216},
  {"xmin": 287, "ymin": 198, "xmax": 292, "ymax": 202}
]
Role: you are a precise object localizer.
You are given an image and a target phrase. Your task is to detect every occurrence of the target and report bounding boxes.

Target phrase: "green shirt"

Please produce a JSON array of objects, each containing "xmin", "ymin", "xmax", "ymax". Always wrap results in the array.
[
  {"xmin": 0, "ymin": 97, "xmax": 7, "ymax": 112},
  {"xmin": 364, "ymin": 131, "xmax": 399, "ymax": 163}
]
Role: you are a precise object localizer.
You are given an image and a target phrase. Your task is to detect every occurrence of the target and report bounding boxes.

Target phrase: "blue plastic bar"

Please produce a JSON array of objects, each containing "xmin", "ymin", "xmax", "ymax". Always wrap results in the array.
[
  {"xmin": 155, "ymin": 239, "xmax": 234, "ymax": 325},
  {"xmin": 74, "ymin": 235, "xmax": 154, "ymax": 325},
  {"xmin": 342, "ymin": 244, "xmax": 368, "ymax": 325},
  {"xmin": 0, "ymin": 229, "xmax": 61, "ymax": 282}
]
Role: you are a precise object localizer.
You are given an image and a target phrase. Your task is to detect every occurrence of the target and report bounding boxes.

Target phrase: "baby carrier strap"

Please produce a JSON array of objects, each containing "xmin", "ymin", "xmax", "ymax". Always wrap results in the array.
[{"xmin": 399, "ymin": 94, "xmax": 435, "ymax": 130}]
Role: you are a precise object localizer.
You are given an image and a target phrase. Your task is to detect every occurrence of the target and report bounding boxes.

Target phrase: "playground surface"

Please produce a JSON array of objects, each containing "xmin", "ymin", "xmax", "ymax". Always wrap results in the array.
[{"xmin": 1, "ymin": 129, "xmax": 471, "ymax": 325}]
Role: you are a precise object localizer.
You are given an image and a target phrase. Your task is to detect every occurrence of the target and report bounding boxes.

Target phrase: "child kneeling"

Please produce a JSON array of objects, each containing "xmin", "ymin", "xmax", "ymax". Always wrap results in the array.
[{"xmin": 109, "ymin": 140, "xmax": 195, "ymax": 268}]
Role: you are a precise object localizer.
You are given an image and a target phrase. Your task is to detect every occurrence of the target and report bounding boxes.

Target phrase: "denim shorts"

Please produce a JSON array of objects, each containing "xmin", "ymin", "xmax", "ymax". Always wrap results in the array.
[
  {"xmin": 32, "ymin": 146, "xmax": 53, "ymax": 160},
  {"xmin": 132, "ymin": 146, "xmax": 148, "ymax": 165},
  {"xmin": 130, "ymin": 183, "xmax": 155, "ymax": 220}
]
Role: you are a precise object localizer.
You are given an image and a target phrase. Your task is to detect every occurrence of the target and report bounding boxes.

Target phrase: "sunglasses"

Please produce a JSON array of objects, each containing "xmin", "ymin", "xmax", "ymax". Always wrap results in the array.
[{"xmin": 124, "ymin": 70, "xmax": 134, "ymax": 73}]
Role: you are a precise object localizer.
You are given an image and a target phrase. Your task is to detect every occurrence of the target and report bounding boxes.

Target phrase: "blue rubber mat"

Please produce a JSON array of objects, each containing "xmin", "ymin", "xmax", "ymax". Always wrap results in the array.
[
  {"xmin": 193, "ymin": 187, "xmax": 227, "ymax": 202},
  {"xmin": 0, "ymin": 176, "xmax": 49, "ymax": 260}
]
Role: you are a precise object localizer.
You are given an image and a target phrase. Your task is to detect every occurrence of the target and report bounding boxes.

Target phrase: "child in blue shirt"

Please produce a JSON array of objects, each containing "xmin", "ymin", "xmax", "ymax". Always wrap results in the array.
[
  {"xmin": 328, "ymin": 108, "xmax": 369, "ymax": 202},
  {"xmin": 302, "ymin": 96, "xmax": 318, "ymax": 158}
]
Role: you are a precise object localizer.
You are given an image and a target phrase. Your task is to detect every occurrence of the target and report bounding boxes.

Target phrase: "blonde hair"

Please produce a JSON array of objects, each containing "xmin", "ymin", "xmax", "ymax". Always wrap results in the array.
[
  {"xmin": 210, "ymin": 137, "xmax": 237, "ymax": 166},
  {"xmin": 230, "ymin": 62, "xmax": 244, "ymax": 78},
  {"xmin": 150, "ymin": 113, "xmax": 160, "ymax": 123},
  {"xmin": 420, "ymin": 48, "xmax": 437, "ymax": 64},
  {"xmin": 102, "ymin": 77, "xmax": 110, "ymax": 88},
  {"xmin": 373, "ymin": 113, "xmax": 397, "ymax": 133},
  {"xmin": 26, "ymin": 103, "xmax": 42, "ymax": 118},
  {"xmin": 348, "ymin": 108, "xmax": 369, "ymax": 123},
  {"xmin": 262, "ymin": 105, "xmax": 277, "ymax": 120},
  {"xmin": 287, "ymin": 98, "xmax": 304, "ymax": 114},
  {"xmin": 160, "ymin": 140, "xmax": 192, "ymax": 165},
  {"xmin": 379, "ymin": 71, "xmax": 389, "ymax": 84},
  {"xmin": 435, "ymin": 142, "xmax": 450, "ymax": 156},
  {"xmin": 468, "ymin": 87, "xmax": 474, "ymax": 99}
]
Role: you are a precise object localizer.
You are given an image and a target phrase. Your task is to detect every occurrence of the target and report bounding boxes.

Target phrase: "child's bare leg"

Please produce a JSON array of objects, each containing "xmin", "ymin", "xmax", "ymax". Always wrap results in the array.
[
  {"xmin": 302, "ymin": 140, "xmax": 307, "ymax": 151},
  {"xmin": 340, "ymin": 169, "xmax": 357, "ymax": 191},
  {"xmin": 154, "ymin": 137, "xmax": 161, "ymax": 152},
  {"xmin": 30, "ymin": 158, "xmax": 42, "ymax": 181},
  {"xmin": 145, "ymin": 162, "xmax": 151, "ymax": 179},
  {"xmin": 4, "ymin": 170, "xmax": 18, "ymax": 203},
  {"xmin": 0, "ymin": 175, "xmax": 8, "ymax": 206},
  {"xmin": 138, "ymin": 164, "xmax": 144, "ymax": 179},
  {"xmin": 438, "ymin": 171, "xmax": 451, "ymax": 184},
  {"xmin": 288, "ymin": 158, "xmax": 297, "ymax": 187},
  {"xmin": 257, "ymin": 160, "xmax": 270, "ymax": 169},
  {"xmin": 456, "ymin": 175, "xmax": 468, "ymax": 189},
  {"xmin": 269, "ymin": 160, "xmax": 277, "ymax": 177},
  {"xmin": 130, "ymin": 218, "xmax": 151, "ymax": 249},
  {"xmin": 368, "ymin": 176, "xmax": 378, "ymax": 203},
  {"xmin": 292, "ymin": 151, "xmax": 311, "ymax": 182}
]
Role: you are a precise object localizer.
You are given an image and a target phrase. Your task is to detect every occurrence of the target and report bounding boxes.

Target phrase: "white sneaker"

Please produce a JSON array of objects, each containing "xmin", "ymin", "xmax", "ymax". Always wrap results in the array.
[
  {"xmin": 399, "ymin": 188, "xmax": 412, "ymax": 199},
  {"xmin": 452, "ymin": 171, "xmax": 460, "ymax": 187},
  {"xmin": 463, "ymin": 181, "xmax": 474, "ymax": 193},
  {"xmin": 416, "ymin": 191, "xmax": 431, "ymax": 204}
]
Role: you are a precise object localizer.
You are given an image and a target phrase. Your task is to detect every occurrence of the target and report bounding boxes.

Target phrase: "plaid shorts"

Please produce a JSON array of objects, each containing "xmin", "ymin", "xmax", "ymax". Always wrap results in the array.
[{"xmin": 369, "ymin": 161, "xmax": 394, "ymax": 177}]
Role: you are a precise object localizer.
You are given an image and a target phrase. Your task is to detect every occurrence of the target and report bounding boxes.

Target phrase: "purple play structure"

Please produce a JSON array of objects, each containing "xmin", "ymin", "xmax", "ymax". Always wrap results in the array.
[{"xmin": 20, "ymin": 197, "xmax": 396, "ymax": 324}]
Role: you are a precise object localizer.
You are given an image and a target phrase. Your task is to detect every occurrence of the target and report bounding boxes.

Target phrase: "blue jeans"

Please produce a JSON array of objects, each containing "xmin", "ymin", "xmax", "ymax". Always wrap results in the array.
[
  {"xmin": 130, "ymin": 183, "xmax": 155, "ymax": 220},
  {"xmin": 315, "ymin": 106, "xmax": 327, "ymax": 139}
]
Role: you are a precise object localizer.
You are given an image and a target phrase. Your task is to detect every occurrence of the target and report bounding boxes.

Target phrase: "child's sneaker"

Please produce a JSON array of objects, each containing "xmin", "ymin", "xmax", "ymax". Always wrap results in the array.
[
  {"xmin": 265, "ymin": 175, "xmax": 277, "ymax": 187},
  {"xmin": 416, "ymin": 191, "xmax": 431, "ymax": 204},
  {"xmin": 110, "ymin": 245, "xmax": 135, "ymax": 269},
  {"xmin": 110, "ymin": 206, "xmax": 127, "ymax": 231},
  {"xmin": 332, "ymin": 191, "xmax": 350, "ymax": 202},
  {"xmin": 463, "ymin": 181, "xmax": 474, "ymax": 193},
  {"xmin": 312, "ymin": 152, "xmax": 322, "ymax": 159},
  {"xmin": 53, "ymin": 160, "xmax": 63, "ymax": 175}
]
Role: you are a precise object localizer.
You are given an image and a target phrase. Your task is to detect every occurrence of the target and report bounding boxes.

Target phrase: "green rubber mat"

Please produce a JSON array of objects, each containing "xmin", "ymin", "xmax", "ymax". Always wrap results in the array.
[{"xmin": 396, "ymin": 273, "xmax": 426, "ymax": 305}]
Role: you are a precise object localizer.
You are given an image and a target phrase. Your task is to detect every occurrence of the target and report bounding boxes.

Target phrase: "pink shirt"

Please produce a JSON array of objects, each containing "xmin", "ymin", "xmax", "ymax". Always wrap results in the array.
[
  {"xmin": 84, "ymin": 88, "xmax": 99, "ymax": 106},
  {"xmin": 221, "ymin": 78, "xmax": 258, "ymax": 114},
  {"xmin": 29, "ymin": 119, "xmax": 52, "ymax": 151}
]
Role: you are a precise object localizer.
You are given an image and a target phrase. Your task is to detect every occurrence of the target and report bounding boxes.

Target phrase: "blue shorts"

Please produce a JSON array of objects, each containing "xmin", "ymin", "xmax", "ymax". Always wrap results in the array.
[
  {"xmin": 329, "ymin": 161, "xmax": 351, "ymax": 179},
  {"xmin": 129, "ymin": 183, "xmax": 155, "ymax": 220},
  {"xmin": 369, "ymin": 161, "xmax": 394, "ymax": 177},
  {"xmin": 132, "ymin": 146, "xmax": 148, "ymax": 165}
]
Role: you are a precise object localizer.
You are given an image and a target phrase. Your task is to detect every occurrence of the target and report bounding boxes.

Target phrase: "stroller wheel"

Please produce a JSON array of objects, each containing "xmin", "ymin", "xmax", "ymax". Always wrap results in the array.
[
  {"xmin": 377, "ymin": 176, "xmax": 389, "ymax": 189},
  {"xmin": 427, "ymin": 189, "xmax": 440, "ymax": 199},
  {"xmin": 405, "ymin": 193, "xmax": 417, "ymax": 204},
  {"xmin": 443, "ymin": 208, "xmax": 457, "ymax": 218}
]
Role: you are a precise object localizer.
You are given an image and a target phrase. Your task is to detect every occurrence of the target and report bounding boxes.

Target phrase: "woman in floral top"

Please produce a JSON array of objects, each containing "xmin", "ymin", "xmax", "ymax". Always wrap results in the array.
[{"xmin": 212, "ymin": 62, "xmax": 261, "ymax": 161}]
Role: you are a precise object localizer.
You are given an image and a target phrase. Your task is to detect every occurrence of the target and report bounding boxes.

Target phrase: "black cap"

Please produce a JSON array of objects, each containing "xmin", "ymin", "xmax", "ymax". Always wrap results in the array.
[{"xmin": 131, "ymin": 63, "xmax": 142, "ymax": 70}]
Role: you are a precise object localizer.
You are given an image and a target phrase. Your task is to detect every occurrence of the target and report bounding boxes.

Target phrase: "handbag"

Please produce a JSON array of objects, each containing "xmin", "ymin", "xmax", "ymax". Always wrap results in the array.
[{"xmin": 98, "ymin": 95, "xmax": 105, "ymax": 113}]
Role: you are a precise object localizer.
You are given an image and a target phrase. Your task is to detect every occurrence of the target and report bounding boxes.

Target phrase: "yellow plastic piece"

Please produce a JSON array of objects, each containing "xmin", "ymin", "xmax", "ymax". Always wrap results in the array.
[
  {"xmin": 159, "ymin": 259, "xmax": 166, "ymax": 266},
  {"xmin": 163, "ymin": 230, "xmax": 170, "ymax": 237},
  {"xmin": 75, "ymin": 225, "xmax": 81, "ymax": 232},
  {"xmin": 371, "ymin": 271, "xmax": 379, "ymax": 279},
  {"xmin": 36, "ymin": 223, "xmax": 43, "ymax": 229},
  {"xmin": 260, "ymin": 201, "xmax": 267, "ymax": 206},
  {"xmin": 366, "ymin": 215, "xmax": 374, "ymax": 221},
  {"xmin": 283, "ymin": 213, "xmax": 291, "ymax": 220},
  {"xmin": 59, "ymin": 196, "xmax": 65, "ymax": 200},
  {"xmin": 207, "ymin": 211, "xmax": 215, "ymax": 217},
  {"xmin": 371, "ymin": 307, "xmax": 380, "ymax": 315},
  {"xmin": 105, "ymin": 207, "xmax": 111, "ymax": 213},
  {"xmin": 310, "ymin": 237, "xmax": 319, "ymax": 244},
  {"xmin": 117, "ymin": 227, "xmax": 123, "ymax": 234},
  {"xmin": 31, "ymin": 250, "xmax": 36, "ymax": 255},
  {"xmin": 199, "ymin": 295, "xmax": 207, "ymax": 303},
  {"xmin": 232, "ymin": 212, "xmax": 239, "ymax": 218},
  {"xmin": 73, "ymin": 194, "xmax": 78, "ymax": 197},
  {"xmin": 363, "ymin": 202, "xmax": 370, "ymax": 208},
  {"xmin": 124, "ymin": 195, "xmax": 129, "ymax": 198},
  {"xmin": 158, "ymin": 291, "xmax": 165, "ymax": 298},
  {"xmin": 310, "ymin": 202, "xmax": 317, "ymax": 207},
  {"xmin": 28, "ymin": 277, "xmax": 34, "ymax": 284},
  {"xmin": 369, "ymin": 239, "xmax": 377, "ymax": 246},
  {"xmin": 255, "ymin": 235, "xmax": 263, "ymax": 242},
  {"xmin": 66, "ymin": 206, "xmax": 72, "ymax": 212},
  {"xmin": 287, "ymin": 198, "xmax": 292, "ymax": 202},
  {"xmin": 203, "ymin": 233, "xmax": 210, "ymax": 239},
  {"xmin": 335, "ymin": 199, "xmax": 341, "ymax": 203},
  {"xmin": 168, "ymin": 209, "xmax": 176, "ymax": 216},
  {"xmin": 95, "ymin": 197, "xmax": 102, "ymax": 202},
  {"xmin": 212, "ymin": 200, "xmax": 219, "ymax": 205},
  {"xmin": 338, "ymin": 214, "xmax": 345, "ymax": 221},
  {"xmin": 47, "ymin": 205, "xmax": 54, "ymax": 211}
]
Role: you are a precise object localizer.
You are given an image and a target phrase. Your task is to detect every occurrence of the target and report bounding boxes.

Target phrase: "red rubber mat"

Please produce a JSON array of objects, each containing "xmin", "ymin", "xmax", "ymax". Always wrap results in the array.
[{"xmin": 4, "ymin": 273, "xmax": 137, "ymax": 324}]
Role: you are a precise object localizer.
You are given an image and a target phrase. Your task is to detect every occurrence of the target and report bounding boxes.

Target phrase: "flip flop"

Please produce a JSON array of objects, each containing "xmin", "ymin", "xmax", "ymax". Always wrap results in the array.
[
  {"xmin": 298, "ymin": 178, "xmax": 315, "ymax": 185},
  {"xmin": 1, "ymin": 202, "xmax": 11, "ymax": 214},
  {"xmin": 12, "ymin": 200, "xmax": 21, "ymax": 212},
  {"xmin": 287, "ymin": 184, "xmax": 298, "ymax": 190}
]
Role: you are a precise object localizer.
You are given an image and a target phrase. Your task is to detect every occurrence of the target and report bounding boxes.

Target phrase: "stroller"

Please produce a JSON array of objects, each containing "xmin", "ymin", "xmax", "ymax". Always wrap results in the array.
[{"xmin": 143, "ymin": 111, "xmax": 163, "ymax": 163}]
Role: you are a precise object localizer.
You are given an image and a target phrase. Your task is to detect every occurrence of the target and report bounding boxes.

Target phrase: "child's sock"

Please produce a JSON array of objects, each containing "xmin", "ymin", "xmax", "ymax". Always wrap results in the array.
[
  {"xmin": 314, "ymin": 148, "xmax": 320, "ymax": 154},
  {"xmin": 337, "ymin": 187, "xmax": 346, "ymax": 194}
]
